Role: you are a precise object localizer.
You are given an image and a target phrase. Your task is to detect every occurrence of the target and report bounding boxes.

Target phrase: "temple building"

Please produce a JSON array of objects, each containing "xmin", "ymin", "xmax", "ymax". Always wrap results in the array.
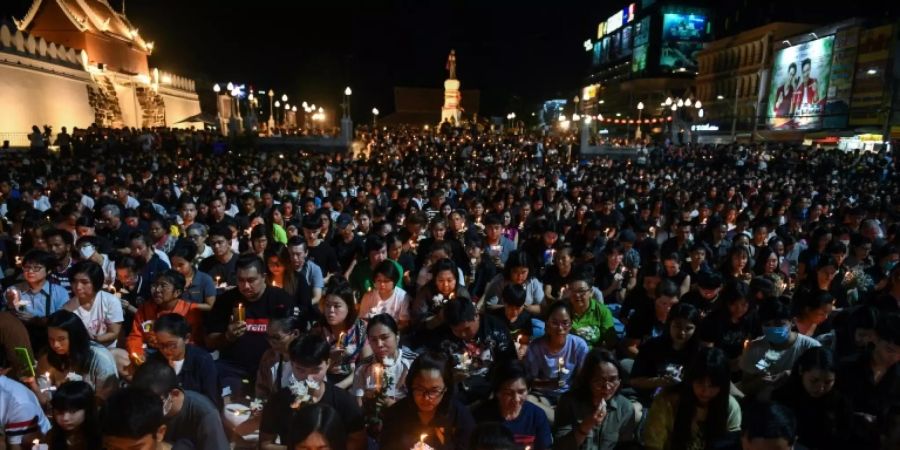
[{"xmin": 0, "ymin": 0, "xmax": 201, "ymax": 145}]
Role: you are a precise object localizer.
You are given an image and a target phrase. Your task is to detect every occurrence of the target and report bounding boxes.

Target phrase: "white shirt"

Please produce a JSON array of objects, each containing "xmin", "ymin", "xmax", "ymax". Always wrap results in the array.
[
  {"xmin": 0, "ymin": 376, "xmax": 51, "ymax": 445},
  {"xmin": 65, "ymin": 291, "xmax": 124, "ymax": 348},
  {"xmin": 359, "ymin": 286, "xmax": 411, "ymax": 322},
  {"xmin": 33, "ymin": 195, "xmax": 52, "ymax": 212},
  {"xmin": 172, "ymin": 359, "xmax": 185, "ymax": 376}
]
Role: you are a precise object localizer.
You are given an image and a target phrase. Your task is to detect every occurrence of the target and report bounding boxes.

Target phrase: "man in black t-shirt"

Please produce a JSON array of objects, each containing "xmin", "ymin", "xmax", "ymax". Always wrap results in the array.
[
  {"xmin": 302, "ymin": 214, "xmax": 341, "ymax": 277},
  {"xmin": 205, "ymin": 255, "xmax": 298, "ymax": 400},
  {"xmin": 198, "ymin": 225, "xmax": 238, "ymax": 287}
]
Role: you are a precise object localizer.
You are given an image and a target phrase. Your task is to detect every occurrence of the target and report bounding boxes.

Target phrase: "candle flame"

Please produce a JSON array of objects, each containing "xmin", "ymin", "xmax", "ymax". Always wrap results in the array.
[{"xmin": 419, "ymin": 433, "xmax": 427, "ymax": 443}]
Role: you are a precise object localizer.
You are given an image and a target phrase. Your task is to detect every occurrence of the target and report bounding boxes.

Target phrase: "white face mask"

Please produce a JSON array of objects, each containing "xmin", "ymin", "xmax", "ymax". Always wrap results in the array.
[{"xmin": 79, "ymin": 245, "xmax": 95, "ymax": 259}]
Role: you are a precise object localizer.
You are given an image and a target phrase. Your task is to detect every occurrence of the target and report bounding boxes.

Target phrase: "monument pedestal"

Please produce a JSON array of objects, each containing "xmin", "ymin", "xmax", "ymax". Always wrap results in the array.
[{"xmin": 441, "ymin": 78, "xmax": 462, "ymax": 125}]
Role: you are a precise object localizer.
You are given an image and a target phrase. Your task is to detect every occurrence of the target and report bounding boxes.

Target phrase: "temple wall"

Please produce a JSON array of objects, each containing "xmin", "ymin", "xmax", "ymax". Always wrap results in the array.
[{"xmin": 159, "ymin": 87, "xmax": 202, "ymax": 127}]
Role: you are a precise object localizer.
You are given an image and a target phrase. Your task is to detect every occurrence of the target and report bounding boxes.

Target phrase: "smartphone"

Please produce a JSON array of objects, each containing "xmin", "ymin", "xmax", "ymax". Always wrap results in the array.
[{"xmin": 15, "ymin": 347, "xmax": 35, "ymax": 378}]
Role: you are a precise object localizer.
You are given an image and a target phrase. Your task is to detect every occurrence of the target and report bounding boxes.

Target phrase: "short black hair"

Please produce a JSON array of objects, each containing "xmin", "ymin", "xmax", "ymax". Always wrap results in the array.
[
  {"xmin": 132, "ymin": 359, "xmax": 179, "ymax": 396},
  {"xmin": 876, "ymin": 312, "xmax": 900, "ymax": 346},
  {"xmin": 741, "ymin": 401, "xmax": 797, "ymax": 445},
  {"xmin": 235, "ymin": 254, "xmax": 266, "ymax": 275},
  {"xmin": 289, "ymin": 332, "xmax": 331, "ymax": 367},
  {"xmin": 208, "ymin": 224, "xmax": 233, "ymax": 240},
  {"xmin": 70, "ymin": 260, "xmax": 105, "ymax": 292},
  {"xmin": 759, "ymin": 297, "xmax": 792, "ymax": 324},
  {"xmin": 656, "ymin": 279, "xmax": 679, "ymax": 299},
  {"xmin": 22, "ymin": 249, "xmax": 56, "ymax": 271},
  {"xmin": 444, "ymin": 297, "xmax": 477, "ymax": 326},
  {"xmin": 101, "ymin": 387, "xmax": 164, "ymax": 439},
  {"xmin": 154, "ymin": 269, "xmax": 186, "ymax": 292},
  {"xmin": 500, "ymin": 284, "xmax": 527, "ymax": 307},
  {"xmin": 153, "ymin": 313, "xmax": 191, "ymax": 338}
]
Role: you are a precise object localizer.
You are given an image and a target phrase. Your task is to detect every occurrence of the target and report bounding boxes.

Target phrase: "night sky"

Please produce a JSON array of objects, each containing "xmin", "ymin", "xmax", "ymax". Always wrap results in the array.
[{"xmin": 1, "ymin": 0, "xmax": 897, "ymax": 118}]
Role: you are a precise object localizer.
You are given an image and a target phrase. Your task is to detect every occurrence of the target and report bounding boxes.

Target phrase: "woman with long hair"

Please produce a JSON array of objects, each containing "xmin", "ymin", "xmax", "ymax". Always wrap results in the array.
[
  {"xmin": 318, "ymin": 276, "xmax": 371, "ymax": 388},
  {"xmin": 772, "ymin": 347, "xmax": 852, "ymax": 450},
  {"xmin": 722, "ymin": 246, "xmax": 753, "ymax": 283},
  {"xmin": 286, "ymin": 404, "xmax": 348, "ymax": 450},
  {"xmin": 472, "ymin": 359, "xmax": 552, "ymax": 450},
  {"xmin": 31, "ymin": 310, "xmax": 118, "ymax": 404},
  {"xmin": 482, "ymin": 250, "xmax": 545, "ymax": 316},
  {"xmin": 643, "ymin": 347, "xmax": 741, "ymax": 450},
  {"xmin": 379, "ymin": 351, "xmax": 475, "ymax": 450},
  {"xmin": 555, "ymin": 349, "xmax": 638, "ymax": 449},
  {"xmin": 412, "ymin": 258, "xmax": 472, "ymax": 331},
  {"xmin": 266, "ymin": 242, "xmax": 298, "ymax": 297},
  {"xmin": 48, "ymin": 381, "xmax": 102, "ymax": 450}
]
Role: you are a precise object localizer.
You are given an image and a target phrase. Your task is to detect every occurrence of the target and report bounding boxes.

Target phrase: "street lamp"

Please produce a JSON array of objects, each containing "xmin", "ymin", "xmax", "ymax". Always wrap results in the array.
[
  {"xmin": 665, "ymin": 97, "xmax": 673, "ymax": 106},
  {"xmin": 372, "ymin": 107, "xmax": 379, "ymax": 127},
  {"xmin": 267, "ymin": 89, "xmax": 275, "ymax": 132},
  {"xmin": 281, "ymin": 94, "xmax": 288, "ymax": 103},
  {"xmin": 635, "ymin": 101, "xmax": 645, "ymax": 140},
  {"xmin": 213, "ymin": 83, "xmax": 221, "ymax": 93},
  {"xmin": 343, "ymin": 86, "xmax": 352, "ymax": 118}
]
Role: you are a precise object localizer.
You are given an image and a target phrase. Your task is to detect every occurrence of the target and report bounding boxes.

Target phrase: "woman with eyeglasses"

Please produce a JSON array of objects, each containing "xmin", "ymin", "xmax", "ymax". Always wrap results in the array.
[
  {"xmin": 124, "ymin": 270, "xmax": 203, "ymax": 360},
  {"xmin": 379, "ymin": 351, "xmax": 475, "ymax": 450},
  {"xmin": 567, "ymin": 271, "xmax": 617, "ymax": 349},
  {"xmin": 524, "ymin": 301, "xmax": 590, "ymax": 423},
  {"xmin": 3, "ymin": 249, "xmax": 69, "ymax": 351},
  {"xmin": 184, "ymin": 223, "xmax": 213, "ymax": 267},
  {"xmin": 555, "ymin": 349, "xmax": 638, "ymax": 450},
  {"xmin": 148, "ymin": 313, "xmax": 219, "ymax": 408},
  {"xmin": 472, "ymin": 359, "xmax": 552, "ymax": 450}
]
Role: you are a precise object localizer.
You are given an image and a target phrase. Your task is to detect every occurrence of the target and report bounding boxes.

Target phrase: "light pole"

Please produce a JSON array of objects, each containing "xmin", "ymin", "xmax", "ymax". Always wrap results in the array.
[
  {"xmin": 274, "ymin": 100, "xmax": 281, "ymax": 127},
  {"xmin": 284, "ymin": 103, "xmax": 290, "ymax": 128},
  {"xmin": 635, "ymin": 101, "xmax": 644, "ymax": 140},
  {"xmin": 267, "ymin": 89, "xmax": 275, "ymax": 132},
  {"xmin": 372, "ymin": 107, "xmax": 379, "ymax": 128},
  {"xmin": 343, "ymin": 87, "xmax": 352, "ymax": 119}
]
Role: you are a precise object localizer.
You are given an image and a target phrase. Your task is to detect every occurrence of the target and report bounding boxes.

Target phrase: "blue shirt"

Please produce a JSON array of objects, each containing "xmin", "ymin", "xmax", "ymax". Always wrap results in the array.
[
  {"xmin": 525, "ymin": 333, "xmax": 590, "ymax": 399},
  {"xmin": 474, "ymin": 400, "xmax": 552, "ymax": 450},
  {"xmin": 182, "ymin": 271, "xmax": 216, "ymax": 304},
  {"xmin": 4, "ymin": 280, "xmax": 68, "ymax": 317}
]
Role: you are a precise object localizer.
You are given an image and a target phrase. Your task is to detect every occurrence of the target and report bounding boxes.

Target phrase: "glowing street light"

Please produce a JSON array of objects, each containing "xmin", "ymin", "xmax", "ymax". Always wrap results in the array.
[
  {"xmin": 281, "ymin": 94, "xmax": 288, "ymax": 102},
  {"xmin": 665, "ymin": 97, "xmax": 673, "ymax": 106},
  {"xmin": 344, "ymin": 87, "xmax": 352, "ymax": 96},
  {"xmin": 267, "ymin": 89, "xmax": 275, "ymax": 132},
  {"xmin": 213, "ymin": 83, "xmax": 221, "ymax": 93},
  {"xmin": 635, "ymin": 101, "xmax": 645, "ymax": 140},
  {"xmin": 226, "ymin": 82, "xmax": 234, "ymax": 91},
  {"xmin": 372, "ymin": 107, "xmax": 380, "ymax": 127}
]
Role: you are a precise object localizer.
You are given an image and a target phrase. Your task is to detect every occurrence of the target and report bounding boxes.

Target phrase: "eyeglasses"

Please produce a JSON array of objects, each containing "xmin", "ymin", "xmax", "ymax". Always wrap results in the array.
[
  {"xmin": 570, "ymin": 287, "xmax": 591, "ymax": 295},
  {"xmin": 23, "ymin": 265, "xmax": 46, "ymax": 272},
  {"xmin": 548, "ymin": 320, "xmax": 572, "ymax": 328},
  {"xmin": 591, "ymin": 376, "xmax": 621, "ymax": 388},
  {"xmin": 412, "ymin": 387, "xmax": 446, "ymax": 399}
]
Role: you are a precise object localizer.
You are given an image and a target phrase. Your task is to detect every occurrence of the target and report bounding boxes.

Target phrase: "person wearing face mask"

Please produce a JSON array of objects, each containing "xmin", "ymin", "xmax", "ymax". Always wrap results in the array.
[
  {"xmin": 772, "ymin": 347, "xmax": 852, "ymax": 450},
  {"xmin": 739, "ymin": 298, "xmax": 821, "ymax": 401},
  {"xmin": 259, "ymin": 333, "xmax": 366, "ymax": 450},
  {"xmin": 131, "ymin": 360, "xmax": 229, "ymax": 450}
]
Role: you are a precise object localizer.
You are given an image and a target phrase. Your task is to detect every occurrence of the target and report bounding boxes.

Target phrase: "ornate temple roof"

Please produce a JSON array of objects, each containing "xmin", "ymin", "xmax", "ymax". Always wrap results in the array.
[{"xmin": 14, "ymin": 0, "xmax": 152, "ymax": 53}]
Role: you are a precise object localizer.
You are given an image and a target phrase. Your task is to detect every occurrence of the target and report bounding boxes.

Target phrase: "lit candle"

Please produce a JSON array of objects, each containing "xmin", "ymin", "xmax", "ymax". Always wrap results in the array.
[
  {"xmin": 215, "ymin": 275, "xmax": 222, "ymax": 287},
  {"xmin": 743, "ymin": 339, "xmax": 750, "ymax": 353},
  {"xmin": 373, "ymin": 364, "xmax": 384, "ymax": 392},
  {"xmin": 130, "ymin": 352, "xmax": 144, "ymax": 367},
  {"xmin": 236, "ymin": 303, "xmax": 245, "ymax": 322},
  {"xmin": 337, "ymin": 332, "xmax": 346, "ymax": 350},
  {"xmin": 420, "ymin": 434, "xmax": 427, "ymax": 444},
  {"xmin": 557, "ymin": 357, "xmax": 565, "ymax": 378},
  {"xmin": 15, "ymin": 256, "xmax": 22, "ymax": 266}
]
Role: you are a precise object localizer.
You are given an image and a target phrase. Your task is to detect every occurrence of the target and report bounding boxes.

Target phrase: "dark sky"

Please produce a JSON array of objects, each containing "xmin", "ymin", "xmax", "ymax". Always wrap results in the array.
[{"xmin": 2, "ymin": 0, "xmax": 897, "ymax": 118}]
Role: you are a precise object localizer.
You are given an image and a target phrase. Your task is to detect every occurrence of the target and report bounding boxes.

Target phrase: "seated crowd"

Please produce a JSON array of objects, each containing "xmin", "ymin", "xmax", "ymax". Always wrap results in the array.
[{"xmin": 0, "ymin": 122, "xmax": 899, "ymax": 450}]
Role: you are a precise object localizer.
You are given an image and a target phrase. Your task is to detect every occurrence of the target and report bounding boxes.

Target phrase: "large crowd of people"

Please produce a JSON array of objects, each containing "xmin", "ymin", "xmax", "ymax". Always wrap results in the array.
[{"xmin": 0, "ymin": 121, "xmax": 898, "ymax": 450}]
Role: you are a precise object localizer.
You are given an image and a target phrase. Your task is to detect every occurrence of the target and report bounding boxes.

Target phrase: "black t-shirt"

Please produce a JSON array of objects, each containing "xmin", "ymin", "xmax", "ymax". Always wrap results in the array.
[
  {"xmin": 698, "ymin": 309, "xmax": 759, "ymax": 360},
  {"xmin": 488, "ymin": 308, "xmax": 535, "ymax": 339},
  {"xmin": 624, "ymin": 306, "xmax": 666, "ymax": 343},
  {"xmin": 631, "ymin": 337, "xmax": 697, "ymax": 404},
  {"xmin": 198, "ymin": 252, "xmax": 238, "ymax": 286},
  {"xmin": 541, "ymin": 266, "xmax": 573, "ymax": 300},
  {"xmin": 206, "ymin": 286, "xmax": 295, "ymax": 374},
  {"xmin": 332, "ymin": 235, "xmax": 364, "ymax": 272},
  {"xmin": 380, "ymin": 397, "xmax": 475, "ymax": 450},
  {"xmin": 260, "ymin": 383, "xmax": 364, "ymax": 440},
  {"xmin": 307, "ymin": 242, "xmax": 341, "ymax": 276},
  {"xmin": 681, "ymin": 290, "xmax": 719, "ymax": 319}
]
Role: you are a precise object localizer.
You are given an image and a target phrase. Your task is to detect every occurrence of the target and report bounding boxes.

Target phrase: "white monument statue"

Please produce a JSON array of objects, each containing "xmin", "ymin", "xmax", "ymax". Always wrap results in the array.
[{"xmin": 441, "ymin": 49, "xmax": 462, "ymax": 125}]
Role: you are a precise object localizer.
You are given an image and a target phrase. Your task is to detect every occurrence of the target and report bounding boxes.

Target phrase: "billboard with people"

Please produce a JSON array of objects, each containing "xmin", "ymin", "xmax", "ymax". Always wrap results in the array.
[{"xmin": 766, "ymin": 35, "xmax": 835, "ymax": 130}]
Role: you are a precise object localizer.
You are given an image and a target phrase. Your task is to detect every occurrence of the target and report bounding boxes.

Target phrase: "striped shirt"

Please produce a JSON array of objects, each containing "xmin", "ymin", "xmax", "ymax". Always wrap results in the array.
[{"xmin": 0, "ymin": 376, "xmax": 51, "ymax": 445}]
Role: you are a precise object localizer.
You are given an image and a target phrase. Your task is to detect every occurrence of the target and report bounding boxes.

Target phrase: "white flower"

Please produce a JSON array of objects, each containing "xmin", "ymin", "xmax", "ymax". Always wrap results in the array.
[
  {"xmin": 344, "ymin": 344, "xmax": 358, "ymax": 354},
  {"xmin": 382, "ymin": 357, "xmax": 396, "ymax": 368},
  {"xmin": 289, "ymin": 378, "xmax": 310, "ymax": 403},
  {"xmin": 304, "ymin": 377, "xmax": 320, "ymax": 391},
  {"xmin": 250, "ymin": 398, "xmax": 264, "ymax": 412},
  {"xmin": 560, "ymin": 367, "xmax": 571, "ymax": 375},
  {"xmin": 65, "ymin": 372, "xmax": 83, "ymax": 382},
  {"xmin": 432, "ymin": 294, "xmax": 446, "ymax": 307}
]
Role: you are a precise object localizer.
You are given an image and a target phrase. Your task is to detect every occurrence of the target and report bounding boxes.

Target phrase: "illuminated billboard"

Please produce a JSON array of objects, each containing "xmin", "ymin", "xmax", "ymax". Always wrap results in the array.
[
  {"xmin": 632, "ymin": 44, "xmax": 648, "ymax": 73},
  {"xmin": 607, "ymin": 10, "xmax": 624, "ymax": 34},
  {"xmin": 591, "ymin": 41, "xmax": 602, "ymax": 67},
  {"xmin": 766, "ymin": 35, "xmax": 835, "ymax": 130},
  {"xmin": 659, "ymin": 13, "xmax": 710, "ymax": 72}
]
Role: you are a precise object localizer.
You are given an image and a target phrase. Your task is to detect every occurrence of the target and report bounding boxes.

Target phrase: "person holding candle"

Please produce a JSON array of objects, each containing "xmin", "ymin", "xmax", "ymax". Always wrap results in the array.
[
  {"xmin": 379, "ymin": 351, "xmax": 475, "ymax": 450},
  {"xmin": 147, "ymin": 313, "xmax": 220, "ymax": 408},
  {"xmin": 541, "ymin": 245, "xmax": 576, "ymax": 304},
  {"xmin": 125, "ymin": 270, "xmax": 203, "ymax": 359},
  {"xmin": 523, "ymin": 301, "xmax": 589, "ymax": 423},
  {"xmin": 349, "ymin": 235, "xmax": 405, "ymax": 297},
  {"xmin": 555, "ymin": 349, "xmax": 638, "ymax": 450},
  {"xmin": 473, "ymin": 360, "xmax": 552, "ymax": 450},
  {"xmin": 412, "ymin": 258, "xmax": 472, "ymax": 332},
  {"xmin": 434, "ymin": 295, "xmax": 516, "ymax": 406},
  {"xmin": 489, "ymin": 284, "xmax": 538, "ymax": 353},
  {"xmin": 352, "ymin": 314, "xmax": 417, "ymax": 435},
  {"xmin": 198, "ymin": 225, "xmax": 239, "ymax": 287},
  {"xmin": 697, "ymin": 281, "xmax": 760, "ymax": 377},
  {"xmin": 260, "ymin": 333, "xmax": 366, "ymax": 450},
  {"xmin": 642, "ymin": 347, "xmax": 742, "ymax": 450},
  {"xmin": 47, "ymin": 380, "xmax": 102, "ymax": 450},
  {"xmin": 359, "ymin": 260, "xmax": 412, "ymax": 332},
  {"xmin": 3, "ymin": 249, "xmax": 68, "ymax": 352},
  {"xmin": 168, "ymin": 242, "xmax": 216, "ymax": 311},
  {"xmin": 316, "ymin": 277, "xmax": 370, "ymax": 387},
  {"xmin": 63, "ymin": 260, "xmax": 124, "ymax": 349},
  {"xmin": 0, "ymin": 349, "xmax": 52, "ymax": 449},
  {"xmin": 285, "ymin": 404, "xmax": 349, "ymax": 450},
  {"xmin": 31, "ymin": 310, "xmax": 118, "ymax": 404},
  {"xmin": 205, "ymin": 255, "xmax": 298, "ymax": 402},
  {"xmin": 99, "ymin": 387, "xmax": 170, "ymax": 450},
  {"xmin": 482, "ymin": 251, "xmax": 545, "ymax": 317}
]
